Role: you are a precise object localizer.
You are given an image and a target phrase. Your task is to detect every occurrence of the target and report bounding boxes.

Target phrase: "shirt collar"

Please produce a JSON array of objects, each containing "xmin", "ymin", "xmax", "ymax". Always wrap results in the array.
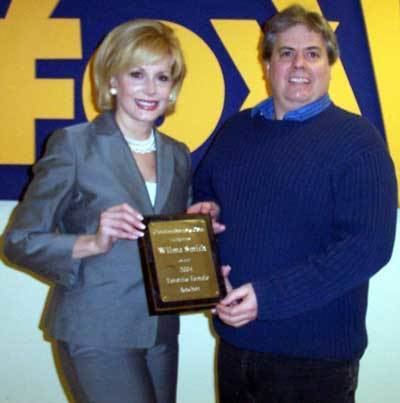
[{"xmin": 251, "ymin": 94, "xmax": 331, "ymax": 121}]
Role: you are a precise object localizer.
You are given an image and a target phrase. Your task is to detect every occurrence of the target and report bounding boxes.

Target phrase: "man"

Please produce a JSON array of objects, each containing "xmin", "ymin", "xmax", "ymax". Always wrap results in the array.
[{"xmin": 193, "ymin": 4, "xmax": 397, "ymax": 403}]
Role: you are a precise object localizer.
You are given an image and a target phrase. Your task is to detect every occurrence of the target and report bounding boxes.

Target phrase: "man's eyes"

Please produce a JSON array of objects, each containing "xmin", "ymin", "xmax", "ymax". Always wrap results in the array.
[
  {"xmin": 306, "ymin": 50, "xmax": 321, "ymax": 59},
  {"xmin": 278, "ymin": 49, "xmax": 321, "ymax": 60},
  {"xmin": 279, "ymin": 49, "xmax": 294, "ymax": 58}
]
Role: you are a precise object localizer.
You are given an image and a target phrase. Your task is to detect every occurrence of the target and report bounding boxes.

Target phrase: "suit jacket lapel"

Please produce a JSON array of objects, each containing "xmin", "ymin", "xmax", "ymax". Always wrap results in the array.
[
  {"xmin": 92, "ymin": 112, "xmax": 154, "ymax": 214},
  {"xmin": 154, "ymin": 130, "xmax": 174, "ymax": 213}
]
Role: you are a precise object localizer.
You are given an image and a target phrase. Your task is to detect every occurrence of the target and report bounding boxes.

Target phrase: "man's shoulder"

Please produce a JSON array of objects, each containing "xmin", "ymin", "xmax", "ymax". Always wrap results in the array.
[
  {"xmin": 326, "ymin": 104, "xmax": 376, "ymax": 129},
  {"xmin": 322, "ymin": 105, "xmax": 388, "ymax": 159},
  {"xmin": 316, "ymin": 105, "xmax": 380, "ymax": 140},
  {"xmin": 224, "ymin": 108, "xmax": 253, "ymax": 124},
  {"xmin": 216, "ymin": 109, "xmax": 254, "ymax": 136}
]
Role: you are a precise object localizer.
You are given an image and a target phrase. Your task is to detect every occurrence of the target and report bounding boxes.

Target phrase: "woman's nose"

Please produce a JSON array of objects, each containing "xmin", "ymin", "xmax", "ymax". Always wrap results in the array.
[{"xmin": 143, "ymin": 77, "xmax": 156, "ymax": 95}]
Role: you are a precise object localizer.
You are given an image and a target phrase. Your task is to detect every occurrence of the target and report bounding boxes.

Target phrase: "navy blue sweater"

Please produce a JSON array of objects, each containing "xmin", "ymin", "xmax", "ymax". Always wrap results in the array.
[{"xmin": 194, "ymin": 104, "xmax": 397, "ymax": 360}]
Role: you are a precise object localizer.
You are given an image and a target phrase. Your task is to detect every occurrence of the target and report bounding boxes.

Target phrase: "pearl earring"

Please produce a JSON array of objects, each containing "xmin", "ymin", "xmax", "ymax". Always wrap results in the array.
[
  {"xmin": 168, "ymin": 94, "xmax": 175, "ymax": 103},
  {"xmin": 110, "ymin": 87, "xmax": 117, "ymax": 95}
]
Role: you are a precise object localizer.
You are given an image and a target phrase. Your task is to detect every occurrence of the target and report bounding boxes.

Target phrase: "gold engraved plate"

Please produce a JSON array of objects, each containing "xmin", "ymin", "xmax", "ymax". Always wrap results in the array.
[{"xmin": 138, "ymin": 214, "xmax": 226, "ymax": 314}]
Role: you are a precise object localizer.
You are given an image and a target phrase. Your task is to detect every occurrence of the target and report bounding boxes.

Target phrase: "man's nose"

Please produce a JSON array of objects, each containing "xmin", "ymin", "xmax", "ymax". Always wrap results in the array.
[{"xmin": 292, "ymin": 52, "xmax": 305, "ymax": 68}]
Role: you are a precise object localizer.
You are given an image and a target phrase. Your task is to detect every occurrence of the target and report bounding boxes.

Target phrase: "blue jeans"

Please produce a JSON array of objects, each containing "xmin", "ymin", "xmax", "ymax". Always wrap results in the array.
[{"xmin": 218, "ymin": 340, "xmax": 359, "ymax": 403}]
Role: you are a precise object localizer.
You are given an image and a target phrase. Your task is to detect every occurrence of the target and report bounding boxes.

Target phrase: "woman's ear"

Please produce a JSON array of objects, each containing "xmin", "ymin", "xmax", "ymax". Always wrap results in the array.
[{"xmin": 109, "ymin": 76, "xmax": 117, "ymax": 88}]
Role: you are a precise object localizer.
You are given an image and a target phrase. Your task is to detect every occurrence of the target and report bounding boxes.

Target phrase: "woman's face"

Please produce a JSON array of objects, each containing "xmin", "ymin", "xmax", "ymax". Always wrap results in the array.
[{"xmin": 111, "ymin": 55, "xmax": 174, "ymax": 134}]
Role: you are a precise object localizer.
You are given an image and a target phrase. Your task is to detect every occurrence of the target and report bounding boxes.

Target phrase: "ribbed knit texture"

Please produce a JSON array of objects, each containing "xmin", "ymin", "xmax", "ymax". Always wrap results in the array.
[{"xmin": 194, "ymin": 104, "xmax": 397, "ymax": 360}]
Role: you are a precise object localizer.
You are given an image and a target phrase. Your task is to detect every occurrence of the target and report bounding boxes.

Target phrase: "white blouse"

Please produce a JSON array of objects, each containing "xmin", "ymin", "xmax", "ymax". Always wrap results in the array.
[{"xmin": 145, "ymin": 181, "xmax": 157, "ymax": 206}]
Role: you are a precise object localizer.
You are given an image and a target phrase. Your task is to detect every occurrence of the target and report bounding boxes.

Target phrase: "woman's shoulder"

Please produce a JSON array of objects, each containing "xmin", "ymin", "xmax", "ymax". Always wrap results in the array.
[
  {"xmin": 156, "ymin": 130, "xmax": 190, "ymax": 154},
  {"xmin": 49, "ymin": 120, "xmax": 92, "ymax": 144},
  {"xmin": 47, "ymin": 113, "xmax": 113, "ymax": 151}
]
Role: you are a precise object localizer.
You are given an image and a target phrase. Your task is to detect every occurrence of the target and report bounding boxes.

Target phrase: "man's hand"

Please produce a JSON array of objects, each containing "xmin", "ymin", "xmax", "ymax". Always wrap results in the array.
[
  {"xmin": 215, "ymin": 282, "xmax": 258, "ymax": 328},
  {"xmin": 212, "ymin": 265, "xmax": 233, "ymax": 315},
  {"xmin": 187, "ymin": 201, "xmax": 225, "ymax": 234},
  {"xmin": 220, "ymin": 265, "xmax": 233, "ymax": 293}
]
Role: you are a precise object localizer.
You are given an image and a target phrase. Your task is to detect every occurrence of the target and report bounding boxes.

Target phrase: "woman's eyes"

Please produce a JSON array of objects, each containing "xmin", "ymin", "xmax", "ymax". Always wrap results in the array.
[
  {"xmin": 128, "ymin": 71, "xmax": 171, "ymax": 82},
  {"xmin": 129, "ymin": 70, "xmax": 143, "ymax": 78},
  {"xmin": 158, "ymin": 74, "xmax": 171, "ymax": 82}
]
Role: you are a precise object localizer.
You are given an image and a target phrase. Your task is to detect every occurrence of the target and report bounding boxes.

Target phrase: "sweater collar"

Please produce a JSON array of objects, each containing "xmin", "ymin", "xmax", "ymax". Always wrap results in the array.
[{"xmin": 251, "ymin": 94, "xmax": 331, "ymax": 122}]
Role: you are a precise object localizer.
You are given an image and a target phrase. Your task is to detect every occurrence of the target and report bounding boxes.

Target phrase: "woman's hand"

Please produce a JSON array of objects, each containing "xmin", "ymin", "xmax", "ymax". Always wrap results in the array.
[{"xmin": 73, "ymin": 203, "xmax": 145, "ymax": 258}]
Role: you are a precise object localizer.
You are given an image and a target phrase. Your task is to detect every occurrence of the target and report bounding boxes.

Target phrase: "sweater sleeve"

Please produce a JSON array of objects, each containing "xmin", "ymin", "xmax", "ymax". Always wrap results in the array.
[
  {"xmin": 253, "ymin": 148, "xmax": 398, "ymax": 320},
  {"xmin": 4, "ymin": 129, "xmax": 82, "ymax": 288},
  {"xmin": 193, "ymin": 143, "xmax": 219, "ymax": 204},
  {"xmin": 183, "ymin": 143, "xmax": 193, "ymax": 207}
]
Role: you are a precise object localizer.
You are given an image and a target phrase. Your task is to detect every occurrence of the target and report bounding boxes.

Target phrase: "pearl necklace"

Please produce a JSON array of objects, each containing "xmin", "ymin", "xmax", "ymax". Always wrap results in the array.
[{"xmin": 125, "ymin": 130, "xmax": 156, "ymax": 154}]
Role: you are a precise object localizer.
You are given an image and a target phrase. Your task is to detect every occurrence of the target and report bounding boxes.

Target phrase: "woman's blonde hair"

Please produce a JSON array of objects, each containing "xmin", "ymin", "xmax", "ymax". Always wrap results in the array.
[{"xmin": 93, "ymin": 19, "xmax": 186, "ymax": 111}]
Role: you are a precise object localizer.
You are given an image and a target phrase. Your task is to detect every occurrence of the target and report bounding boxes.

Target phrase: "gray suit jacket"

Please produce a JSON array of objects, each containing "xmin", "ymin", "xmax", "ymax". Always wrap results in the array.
[{"xmin": 4, "ymin": 111, "xmax": 191, "ymax": 348}]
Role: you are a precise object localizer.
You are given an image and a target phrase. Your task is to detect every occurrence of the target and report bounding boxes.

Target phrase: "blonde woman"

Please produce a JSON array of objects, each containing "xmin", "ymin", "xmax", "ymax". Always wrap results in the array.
[{"xmin": 5, "ymin": 20, "xmax": 191, "ymax": 403}]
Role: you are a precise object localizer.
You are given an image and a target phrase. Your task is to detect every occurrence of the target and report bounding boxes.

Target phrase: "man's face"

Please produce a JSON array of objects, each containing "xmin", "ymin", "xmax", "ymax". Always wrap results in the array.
[{"xmin": 265, "ymin": 24, "xmax": 331, "ymax": 119}]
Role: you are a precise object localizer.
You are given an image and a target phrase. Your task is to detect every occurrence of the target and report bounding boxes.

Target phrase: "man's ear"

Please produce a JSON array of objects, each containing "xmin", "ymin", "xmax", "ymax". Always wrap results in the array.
[{"xmin": 264, "ymin": 62, "xmax": 271, "ymax": 77}]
